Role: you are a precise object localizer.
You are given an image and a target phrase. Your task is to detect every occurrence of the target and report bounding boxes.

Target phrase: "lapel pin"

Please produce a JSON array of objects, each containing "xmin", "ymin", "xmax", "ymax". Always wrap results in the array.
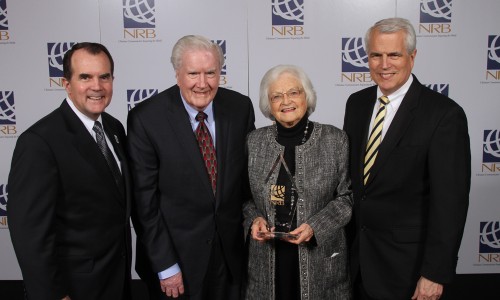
[{"xmin": 114, "ymin": 135, "xmax": 119, "ymax": 144}]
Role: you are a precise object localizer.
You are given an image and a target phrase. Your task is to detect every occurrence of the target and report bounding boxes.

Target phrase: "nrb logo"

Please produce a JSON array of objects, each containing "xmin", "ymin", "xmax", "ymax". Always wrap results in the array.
[
  {"xmin": 487, "ymin": 35, "xmax": 500, "ymax": 71},
  {"xmin": 0, "ymin": 184, "xmax": 7, "ymax": 217},
  {"xmin": 479, "ymin": 221, "xmax": 500, "ymax": 253},
  {"xmin": 425, "ymin": 84, "xmax": 449, "ymax": 96},
  {"xmin": 0, "ymin": 91, "xmax": 15, "ymax": 125},
  {"xmin": 127, "ymin": 89, "xmax": 157, "ymax": 111},
  {"xmin": 272, "ymin": 0, "xmax": 304, "ymax": 26},
  {"xmin": 0, "ymin": 0, "xmax": 8, "ymax": 30},
  {"xmin": 47, "ymin": 42, "xmax": 75, "ymax": 78},
  {"xmin": 341, "ymin": 37, "xmax": 368, "ymax": 73},
  {"xmin": 213, "ymin": 40, "xmax": 227, "ymax": 76},
  {"xmin": 483, "ymin": 130, "xmax": 500, "ymax": 163},
  {"xmin": 123, "ymin": 0, "xmax": 155, "ymax": 29},
  {"xmin": 420, "ymin": 0, "xmax": 452, "ymax": 23}
]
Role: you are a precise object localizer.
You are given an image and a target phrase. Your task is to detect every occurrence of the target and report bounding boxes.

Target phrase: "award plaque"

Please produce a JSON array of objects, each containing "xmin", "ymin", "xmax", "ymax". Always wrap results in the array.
[{"xmin": 257, "ymin": 231, "xmax": 299, "ymax": 240}]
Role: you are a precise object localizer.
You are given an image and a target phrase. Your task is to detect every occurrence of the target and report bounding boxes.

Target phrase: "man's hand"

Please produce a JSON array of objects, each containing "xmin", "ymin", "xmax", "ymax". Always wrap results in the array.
[
  {"xmin": 160, "ymin": 272, "xmax": 185, "ymax": 298},
  {"xmin": 61, "ymin": 296, "xmax": 71, "ymax": 300},
  {"xmin": 411, "ymin": 276, "xmax": 443, "ymax": 300}
]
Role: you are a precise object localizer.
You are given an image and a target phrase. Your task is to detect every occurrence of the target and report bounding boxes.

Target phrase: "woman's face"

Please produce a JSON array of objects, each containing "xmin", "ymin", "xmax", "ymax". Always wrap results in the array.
[{"xmin": 268, "ymin": 73, "xmax": 307, "ymax": 128}]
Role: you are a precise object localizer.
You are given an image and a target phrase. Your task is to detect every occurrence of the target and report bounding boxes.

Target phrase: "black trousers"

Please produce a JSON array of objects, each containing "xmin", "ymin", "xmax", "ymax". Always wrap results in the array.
[
  {"xmin": 353, "ymin": 270, "xmax": 379, "ymax": 300},
  {"xmin": 146, "ymin": 234, "xmax": 240, "ymax": 300}
]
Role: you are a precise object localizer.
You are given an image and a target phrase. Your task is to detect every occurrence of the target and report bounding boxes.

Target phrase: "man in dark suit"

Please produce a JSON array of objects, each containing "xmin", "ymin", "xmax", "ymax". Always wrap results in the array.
[
  {"xmin": 343, "ymin": 18, "xmax": 470, "ymax": 300},
  {"xmin": 8, "ymin": 43, "xmax": 132, "ymax": 300},
  {"xmin": 127, "ymin": 35, "xmax": 255, "ymax": 300}
]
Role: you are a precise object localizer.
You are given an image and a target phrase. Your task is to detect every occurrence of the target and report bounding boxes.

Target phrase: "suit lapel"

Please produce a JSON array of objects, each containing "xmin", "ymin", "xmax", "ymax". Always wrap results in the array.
[
  {"xmin": 164, "ymin": 89, "xmax": 216, "ymax": 200},
  {"xmin": 60, "ymin": 101, "xmax": 126, "ymax": 207},
  {"xmin": 102, "ymin": 115, "xmax": 127, "ymax": 203},
  {"xmin": 213, "ymin": 96, "xmax": 229, "ymax": 209},
  {"xmin": 365, "ymin": 77, "xmax": 421, "ymax": 185}
]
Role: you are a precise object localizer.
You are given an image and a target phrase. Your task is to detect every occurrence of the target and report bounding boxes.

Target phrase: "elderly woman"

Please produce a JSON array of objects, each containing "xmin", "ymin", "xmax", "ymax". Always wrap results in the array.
[{"xmin": 243, "ymin": 65, "xmax": 353, "ymax": 300}]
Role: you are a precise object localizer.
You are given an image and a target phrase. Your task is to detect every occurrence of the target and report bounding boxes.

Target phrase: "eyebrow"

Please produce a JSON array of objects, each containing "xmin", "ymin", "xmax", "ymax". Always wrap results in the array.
[
  {"xmin": 369, "ymin": 51, "xmax": 402, "ymax": 56},
  {"xmin": 78, "ymin": 72, "xmax": 112, "ymax": 78}
]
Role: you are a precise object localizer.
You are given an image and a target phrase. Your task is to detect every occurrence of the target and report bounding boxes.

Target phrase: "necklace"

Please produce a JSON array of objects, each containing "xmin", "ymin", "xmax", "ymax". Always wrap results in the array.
[{"xmin": 300, "ymin": 119, "xmax": 310, "ymax": 144}]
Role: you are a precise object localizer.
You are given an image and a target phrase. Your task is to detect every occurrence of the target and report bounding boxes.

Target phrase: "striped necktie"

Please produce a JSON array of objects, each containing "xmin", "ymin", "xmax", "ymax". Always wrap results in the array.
[{"xmin": 363, "ymin": 96, "xmax": 389, "ymax": 185}]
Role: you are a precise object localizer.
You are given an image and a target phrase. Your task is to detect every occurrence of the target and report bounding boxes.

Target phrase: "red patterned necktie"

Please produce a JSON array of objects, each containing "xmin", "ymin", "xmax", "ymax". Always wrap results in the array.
[{"xmin": 195, "ymin": 112, "xmax": 217, "ymax": 194}]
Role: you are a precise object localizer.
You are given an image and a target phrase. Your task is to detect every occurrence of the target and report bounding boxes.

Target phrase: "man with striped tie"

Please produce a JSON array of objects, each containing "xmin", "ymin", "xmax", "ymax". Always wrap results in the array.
[{"xmin": 343, "ymin": 18, "xmax": 470, "ymax": 300}]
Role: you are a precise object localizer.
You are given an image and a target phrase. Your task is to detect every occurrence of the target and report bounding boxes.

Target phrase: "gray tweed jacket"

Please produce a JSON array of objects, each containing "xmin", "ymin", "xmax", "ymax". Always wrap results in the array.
[{"xmin": 243, "ymin": 122, "xmax": 353, "ymax": 300}]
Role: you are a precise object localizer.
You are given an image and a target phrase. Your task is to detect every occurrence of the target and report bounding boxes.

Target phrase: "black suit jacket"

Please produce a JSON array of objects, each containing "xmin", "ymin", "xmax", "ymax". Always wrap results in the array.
[
  {"xmin": 343, "ymin": 75, "xmax": 470, "ymax": 299},
  {"xmin": 127, "ymin": 85, "xmax": 255, "ymax": 295},
  {"xmin": 8, "ymin": 100, "xmax": 132, "ymax": 300}
]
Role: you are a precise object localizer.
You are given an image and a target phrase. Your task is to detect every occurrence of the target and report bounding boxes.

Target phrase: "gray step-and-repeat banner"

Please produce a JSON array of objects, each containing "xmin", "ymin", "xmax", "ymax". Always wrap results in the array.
[{"xmin": 1, "ymin": 0, "xmax": 499, "ymax": 279}]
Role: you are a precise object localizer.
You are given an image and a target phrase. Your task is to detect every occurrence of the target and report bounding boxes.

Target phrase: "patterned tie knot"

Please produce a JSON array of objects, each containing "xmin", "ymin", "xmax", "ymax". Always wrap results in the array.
[
  {"xmin": 93, "ymin": 120, "xmax": 103, "ymax": 132},
  {"xmin": 196, "ymin": 112, "xmax": 208, "ymax": 122},
  {"xmin": 379, "ymin": 95, "xmax": 389, "ymax": 105}
]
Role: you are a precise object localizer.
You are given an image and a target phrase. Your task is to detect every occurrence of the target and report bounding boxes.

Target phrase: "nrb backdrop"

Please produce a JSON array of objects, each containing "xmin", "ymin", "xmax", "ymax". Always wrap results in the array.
[{"xmin": 0, "ymin": 0, "xmax": 499, "ymax": 279}]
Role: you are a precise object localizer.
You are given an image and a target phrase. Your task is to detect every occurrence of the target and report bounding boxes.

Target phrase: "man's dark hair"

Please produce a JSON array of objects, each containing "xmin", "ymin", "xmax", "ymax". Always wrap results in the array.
[{"xmin": 63, "ymin": 42, "xmax": 114, "ymax": 80}]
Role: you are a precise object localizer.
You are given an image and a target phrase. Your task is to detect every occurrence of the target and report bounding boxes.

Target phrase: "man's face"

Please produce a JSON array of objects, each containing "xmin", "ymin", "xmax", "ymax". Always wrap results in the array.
[
  {"xmin": 63, "ymin": 49, "xmax": 113, "ymax": 120},
  {"xmin": 367, "ymin": 29, "xmax": 416, "ymax": 96},
  {"xmin": 176, "ymin": 49, "xmax": 220, "ymax": 111}
]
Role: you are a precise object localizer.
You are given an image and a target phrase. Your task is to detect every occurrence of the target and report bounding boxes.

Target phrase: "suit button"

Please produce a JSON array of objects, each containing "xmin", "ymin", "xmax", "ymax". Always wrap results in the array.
[
  {"xmin": 361, "ymin": 196, "xmax": 366, "ymax": 201},
  {"xmin": 361, "ymin": 226, "xmax": 366, "ymax": 231},
  {"xmin": 206, "ymin": 239, "xmax": 212, "ymax": 244}
]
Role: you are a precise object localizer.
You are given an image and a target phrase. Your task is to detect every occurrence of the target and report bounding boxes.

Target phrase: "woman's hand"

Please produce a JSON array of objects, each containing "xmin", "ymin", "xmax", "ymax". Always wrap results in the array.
[
  {"xmin": 284, "ymin": 223, "xmax": 314, "ymax": 244},
  {"xmin": 251, "ymin": 217, "xmax": 274, "ymax": 242}
]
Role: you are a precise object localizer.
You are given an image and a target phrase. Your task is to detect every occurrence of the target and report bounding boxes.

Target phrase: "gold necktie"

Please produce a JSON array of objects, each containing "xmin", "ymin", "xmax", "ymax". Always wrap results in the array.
[{"xmin": 363, "ymin": 96, "xmax": 389, "ymax": 185}]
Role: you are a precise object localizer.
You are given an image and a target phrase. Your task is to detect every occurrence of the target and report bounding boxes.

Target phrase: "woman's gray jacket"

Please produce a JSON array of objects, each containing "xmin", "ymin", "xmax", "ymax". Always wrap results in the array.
[{"xmin": 243, "ymin": 122, "xmax": 353, "ymax": 300}]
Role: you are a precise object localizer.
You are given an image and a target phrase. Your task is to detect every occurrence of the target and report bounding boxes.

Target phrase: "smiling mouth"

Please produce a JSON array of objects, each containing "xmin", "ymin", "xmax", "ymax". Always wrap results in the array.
[
  {"xmin": 380, "ymin": 72, "xmax": 396, "ymax": 79},
  {"xmin": 193, "ymin": 90, "xmax": 210, "ymax": 95},
  {"xmin": 281, "ymin": 107, "xmax": 296, "ymax": 113},
  {"xmin": 88, "ymin": 96, "xmax": 104, "ymax": 100}
]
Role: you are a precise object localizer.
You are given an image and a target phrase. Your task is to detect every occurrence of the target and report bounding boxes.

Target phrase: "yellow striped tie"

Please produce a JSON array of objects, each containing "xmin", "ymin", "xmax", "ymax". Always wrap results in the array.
[{"xmin": 363, "ymin": 96, "xmax": 389, "ymax": 185}]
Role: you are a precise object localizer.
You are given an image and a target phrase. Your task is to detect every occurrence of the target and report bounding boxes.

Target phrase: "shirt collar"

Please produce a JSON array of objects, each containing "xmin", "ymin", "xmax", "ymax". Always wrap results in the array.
[
  {"xmin": 180, "ymin": 92, "xmax": 214, "ymax": 126},
  {"xmin": 377, "ymin": 74, "xmax": 413, "ymax": 105},
  {"xmin": 66, "ymin": 98, "xmax": 103, "ymax": 135}
]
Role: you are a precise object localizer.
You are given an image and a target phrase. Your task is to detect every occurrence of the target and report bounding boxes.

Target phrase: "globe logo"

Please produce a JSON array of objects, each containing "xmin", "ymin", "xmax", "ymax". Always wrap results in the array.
[
  {"xmin": 479, "ymin": 221, "xmax": 500, "ymax": 253},
  {"xmin": 0, "ymin": 184, "xmax": 7, "ymax": 216},
  {"xmin": 0, "ymin": 0, "xmax": 8, "ymax": 30},
  {"xmin": 270, "ymin": 184, "xmax": 285, "ymax": 206},
  {"xmin": 272, "ymin": 0, "xmax": 304, "ymax": 26},
  {"xmin": 341, "ymin": 37, "xmax": 369, "ymax": 72},
  {"xmin": 425, "ymin": 84, "xmax": 449, "ymax": 96},
  {"xmin": 213, "ymin": 40, "xmax": 227, "ymax": 76},
  {"xmin": 0, "ymin": 91, "xmax": 16, "ymax": 125},
  {"xmin": 483, "ymin": 130, "xmax": 500, "ymax": 163},
  {"xmin": 123, "ymin": 0, "xmax": 155, "ymax": 28},
  {"xmin": 420, "ymin": 0, "xmax": 452, "ymax": 23},
  {"xmin": 487, "ymin": 35, "xmax": 500, "ymax": 70},
  {"xmin": 127, "ymin": 89, "xmax": 157, "ymax": 111},
  {"xmin": 47, "ymin": 42, "xmax": 75, "ymax": 77}
]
